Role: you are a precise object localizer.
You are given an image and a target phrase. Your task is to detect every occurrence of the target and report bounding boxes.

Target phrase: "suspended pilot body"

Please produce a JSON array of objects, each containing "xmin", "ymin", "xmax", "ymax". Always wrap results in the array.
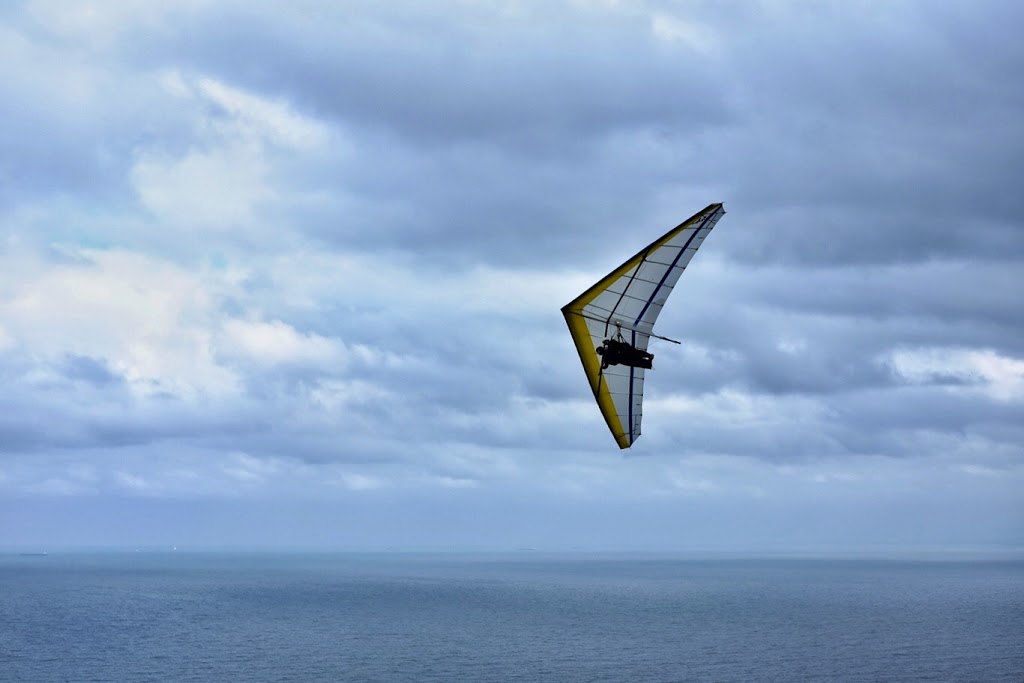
[{"xmin": 597, "ymin": 339, "xmax": 653, "ymax": 370}]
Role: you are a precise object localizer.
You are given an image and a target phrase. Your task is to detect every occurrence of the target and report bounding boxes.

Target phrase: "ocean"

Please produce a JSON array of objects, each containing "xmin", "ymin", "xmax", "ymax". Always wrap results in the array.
[{"xmin": 2, "ymin": 551, "xmax": 1022, "ymax": 682}]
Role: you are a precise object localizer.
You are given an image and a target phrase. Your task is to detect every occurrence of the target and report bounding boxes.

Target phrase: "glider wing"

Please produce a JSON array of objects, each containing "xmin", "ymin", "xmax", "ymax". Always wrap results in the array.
[{"xmin": 561, "ymin": 202, "xmax": 725, "ymax": 448}]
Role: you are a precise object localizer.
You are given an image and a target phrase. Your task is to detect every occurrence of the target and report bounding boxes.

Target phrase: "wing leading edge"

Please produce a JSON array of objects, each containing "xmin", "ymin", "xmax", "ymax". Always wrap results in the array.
[{"xmin": 561, "ymin": 203, "xmax": 725, "ymax": 448}]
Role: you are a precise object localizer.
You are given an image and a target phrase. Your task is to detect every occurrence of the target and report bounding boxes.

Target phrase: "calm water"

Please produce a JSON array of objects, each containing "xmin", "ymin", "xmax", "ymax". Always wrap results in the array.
[{"xmin": 1, "ymin": 552, "xmax": 1022, "ymax": 682}]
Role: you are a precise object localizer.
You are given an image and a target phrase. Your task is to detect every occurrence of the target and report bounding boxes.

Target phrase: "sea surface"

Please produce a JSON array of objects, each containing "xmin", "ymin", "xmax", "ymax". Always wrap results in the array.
[{"xmin": 1, "ymin": 551, "xmax": 1022, "ymax": 682}]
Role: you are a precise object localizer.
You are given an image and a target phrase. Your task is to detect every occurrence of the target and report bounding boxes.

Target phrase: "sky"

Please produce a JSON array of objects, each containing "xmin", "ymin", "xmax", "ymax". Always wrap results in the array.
[{"xmin": 1, "ymin": 0, "xmax": 1022, "ymax": 551}]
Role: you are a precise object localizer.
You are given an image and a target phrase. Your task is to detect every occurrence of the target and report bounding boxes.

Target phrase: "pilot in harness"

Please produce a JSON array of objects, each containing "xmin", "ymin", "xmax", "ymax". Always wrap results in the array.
[{"xmin": 596, "ymin": 335, "xmax": 654, "ymax": 370}]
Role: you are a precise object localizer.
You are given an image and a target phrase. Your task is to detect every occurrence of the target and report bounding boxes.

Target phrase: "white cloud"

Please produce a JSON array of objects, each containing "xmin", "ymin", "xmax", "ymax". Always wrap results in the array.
[
  {"xmin": 424, "ymin": 475, "xmax": 479, "ymax": 489},
  {"xmin": 777, "ymin": 337, "xmax": 808, "ymax": 355},
  {"xmin": 310, "ymin": 379, "xmax": 397, "ymax": 411},
  {"xmin": 197, "ymin": 77, "xmax": 330, "ymax": 150},
  {"xmin": 21, "ymin": 461, "xmax": 105, "ymax": 496},
  {"xmin": 0, "ymin": 247, "xmax": 239, "ymax": 398},
  {"xmin": 132, "ymin": 73, "xmax": 332, "ymax": 230},
  {"xmin": 115, "ymin": 471, "xmax": 153, "ymax": 492},
  {"xmin": 889, "ymin": 347, "xmax": 1024, "ymax": 401},
  {"xmin": 28, "ymin": 477, "xmax": 95, "ymax": 496},
  {"xmin": 667, "ymin": 473, "xmax": 717, "ymax": 493},
  {"xmin": 222, "ymin": 319, "xmax": 340, "ymax": 365},
  {"xmin": 333, "ymin": 472, "xmax": 386, "ymax": 492},
  {"xmin": 131, "ymin": 145, "xmax": 270, "ymax": 229},
  {"xmin": 651, "ymin": 389, "xmax": 827, "ymax": 430},
  {"xmin": 158, "ymin": 68, "xmax": 193, "ymax": 99},
  {"xmin": 954, "ymin": 464, "xmax": 1000, "ymax": 478},
  {"xmin": 220, "ymin": 452, "xmax": 285, "ymax": 485},
  {"xmin": 650, "ymin": 13, "xmax": 717, "ymax": 54},
  {"xmin": 0, "ymin": 325, "xmax": 14, "ymax": 352},
  {"xmin": 27, "ymin": 0, "xmax": 212, "ymax": 42}
]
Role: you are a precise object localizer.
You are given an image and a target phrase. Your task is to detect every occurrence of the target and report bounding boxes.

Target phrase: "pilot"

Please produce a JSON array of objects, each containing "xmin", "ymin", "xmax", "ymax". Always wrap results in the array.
[{"xmin": 597, "ymin": 339, "xmax": 653, "ymax": 370}]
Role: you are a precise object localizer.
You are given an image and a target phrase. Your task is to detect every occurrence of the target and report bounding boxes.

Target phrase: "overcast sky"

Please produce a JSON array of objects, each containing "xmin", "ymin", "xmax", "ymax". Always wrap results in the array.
[{"xmin": 1, "ymin": 0, "xmax": 1022, "ymax": 551}]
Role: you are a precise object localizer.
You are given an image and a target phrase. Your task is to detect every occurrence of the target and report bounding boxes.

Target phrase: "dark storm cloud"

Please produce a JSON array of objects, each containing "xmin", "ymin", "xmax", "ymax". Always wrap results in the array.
[
  {"xmin": 731, "ymin": 262, "xmax": 1024, "ymax": 334},
  {"xmin": 121, "ymin": 0, "xmax": 1024, "ymax": 273},
  {"xmin": 134, "ymin": 3, "xmax": 729, "ymax": 145},
  {"xmin": 60, "ymin": 2, "xmax": 729, "ymax": 266},
  {"xmin": 12, "ymin": 0, "xmax": 1020, "ymax": 269},
  {"xmin": 704, "ymin": 1, "xmax": 1024, "ymax": 266}
]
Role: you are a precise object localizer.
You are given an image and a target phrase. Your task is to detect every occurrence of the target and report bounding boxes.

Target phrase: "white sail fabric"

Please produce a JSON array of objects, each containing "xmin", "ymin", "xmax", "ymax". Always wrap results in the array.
[{"xmin": 562, "ymin": 203, "xmax": 724, "ymax": 448}]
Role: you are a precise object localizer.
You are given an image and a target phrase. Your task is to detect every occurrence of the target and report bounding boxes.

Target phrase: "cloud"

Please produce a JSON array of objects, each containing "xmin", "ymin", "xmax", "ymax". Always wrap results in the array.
[
  {"xmin": 0, "ymin": 0, "xmax": 1021, "ymax": 549},
  {"xmin": 132, "ymin": 145, "xmax": 270, "ymax": 229},
  {"xmin": 24, "ymin": 0, "xmax": 211, "ymax": 40},
  {"xmin": 0, "ymin": 246, "xmax": 239, "ymax": 398},
  {"xmin": 222, "ymin": 319, "xmax": 339, "ymax": 365},
  {"xmin": 889, "ymin": 347, "xmax": 1024, "ymax": 401},
  {"xmin": 650, "ymin": 13, "xmax": 718, "ymax": 55},
  {"xmin": 196, "ymin": 77, "xmax": 330, "ymax": 150},
  {"xmin": 128, "ymin": 73, "xmax": 334, "ymax": 232}
]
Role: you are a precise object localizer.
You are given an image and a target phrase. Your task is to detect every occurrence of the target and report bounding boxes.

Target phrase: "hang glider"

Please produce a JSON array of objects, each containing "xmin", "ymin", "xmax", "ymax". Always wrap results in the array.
[{"xmin": 561, "ymin": 203, "xmax": 725, "ymax": 448}]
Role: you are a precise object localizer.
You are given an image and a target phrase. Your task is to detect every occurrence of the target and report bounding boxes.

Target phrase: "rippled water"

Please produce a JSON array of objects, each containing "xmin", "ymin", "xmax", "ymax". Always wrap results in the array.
[{"xmin": 2, "ymin": 552, "xmax": 1022, "ymax": 682}]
